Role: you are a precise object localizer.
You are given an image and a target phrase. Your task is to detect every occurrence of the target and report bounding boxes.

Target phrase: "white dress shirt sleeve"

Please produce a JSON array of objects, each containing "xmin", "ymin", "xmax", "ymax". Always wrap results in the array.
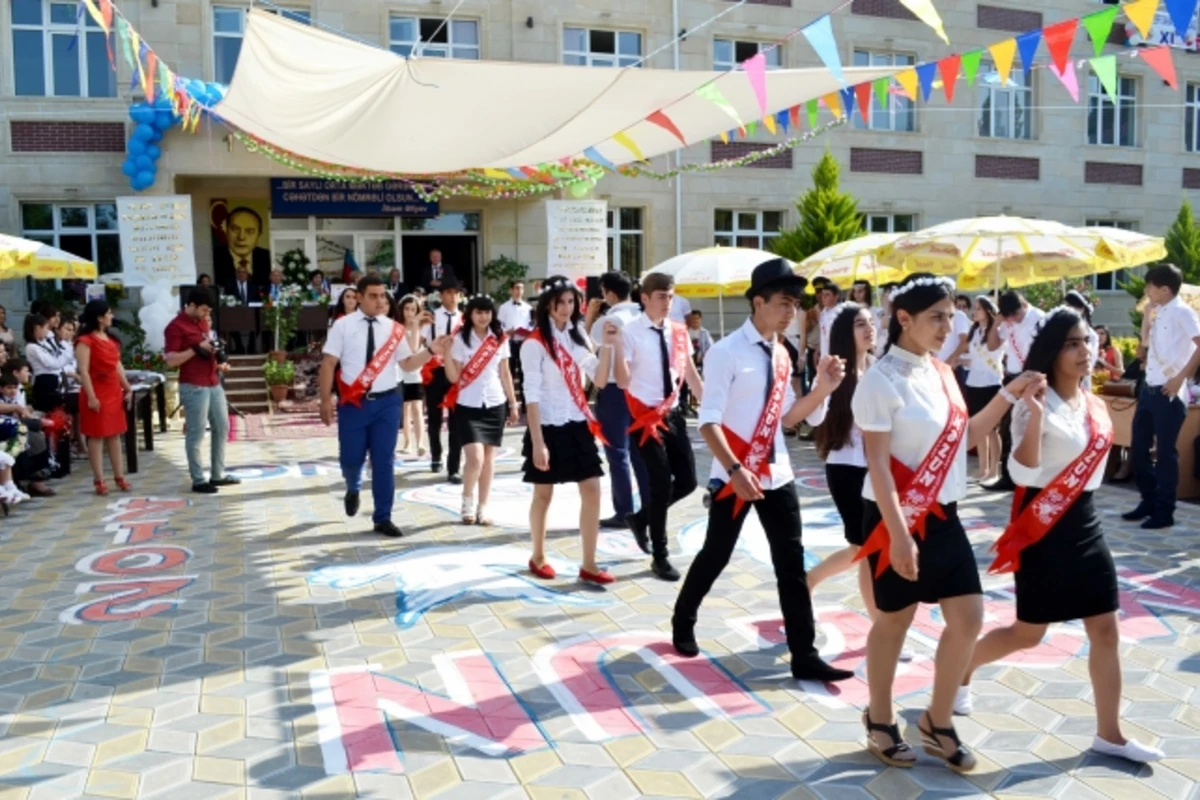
[
  {"xmin": 851, "ymin": 367, "xmax": 904, "ymax": 432},
  {"xmin": 25, "ymin": 343, "xmax": 57, "ymax": 376},
  {"xmin": 395, "ymin": 335, "xmax": 414, "ymax": 362},
  {"xmin": 575, "ymin": 333, "xmax": 600, "ymax": 382},
  {"xmin": 1006, "ymin": 401, "xmax": 1041, "ymax": 487},
  {"xmin": 322, "ymin": 318, "xmax": 346, "ymax": 359},
  {"xmin": 451, "ymin": 335, "xmax": 470, "ymax": 365},
  {"xmin": 520, "ymin": 339, "xmax": 544, "ymax": 405},
  {"xmin": 697, "ymin": 345, "xmax": 732, "ymax": 427},
  {"xmin": 805, "ymin": 381, "xmax": 829, "ymax": 427},
  {"xmin": 1179, "ymin": 305, "xmax": 1200, "ymax": 341}
]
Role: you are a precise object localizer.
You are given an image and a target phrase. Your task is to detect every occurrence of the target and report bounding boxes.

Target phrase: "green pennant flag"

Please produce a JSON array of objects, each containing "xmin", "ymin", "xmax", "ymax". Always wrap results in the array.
[
  {"xmin": 806, "ymin": 98, "xmax": 819, "ymax": 129},
  {"xmin": 116, "ymin": 17, "xmax": 135, "ymax": 69},
  {"xmin": 746, "ymin": 120, "xmax": 757, "ymax": 136},
  {"xmin": 873, "ymin": 77, "xmax": 890, "ymax": 109},
  {"xmin": 1082, "ymin": 6, "xmax": 1119, "ymax": 58},
  {"xmin": 1090, "ymin": 55, "xmax": 1118, "ymax": 102},
  {"xmin": 962, "ymin": 49, "xmax": 983, "ymax": 87}
]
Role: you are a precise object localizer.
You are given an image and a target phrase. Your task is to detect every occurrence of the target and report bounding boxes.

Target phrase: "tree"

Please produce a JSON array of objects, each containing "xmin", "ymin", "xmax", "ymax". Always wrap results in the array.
[
  {"xmin": 1021, "ymin": 278, "xmax": 1097, "ymax": 311},
  {"xmin": 769, "ymin": 151, "xmax": 863, "ymax": 262},
  {"xmin": 1121, "ymin": 199, "xmax": 1200, "ymax": 327}
]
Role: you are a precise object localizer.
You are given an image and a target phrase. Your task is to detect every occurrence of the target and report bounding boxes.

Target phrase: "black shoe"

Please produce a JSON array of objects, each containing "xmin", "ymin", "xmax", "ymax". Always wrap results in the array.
[
  {"xmin": 374, "ymin": 520, "xmax": 403, "ymax": 537},
  {"xmin": 344, "ymin": 491, "xmax": 360, "ymax": 518},
  {"xmin": 625, "ymin": 512, "xmax": 650, "ymax": 554},
  {"xmin": 980, "ymin": 478, "xmax": 1016, "ymax": 492},
  {"xmin": 210, "ymin": 476, "xmax": 241, "ymax": 487},
  {"xmin": 791, "ymin": 655, "xmax": 854, "ymax": 683},
  {"xmin": 599, "ymin": 515, "xmax": 628, "ymax": 530},
  {"xmin": 672, "ymin": 617, "xmax": 699, "ymax": 658},
  {"xmin": 192, "ymin": 482, "xmax": 218, "ymax": 494},
  {"xmin": 431, "ymin": 462, "xmax": 443, "ymax": 474},
  {"xmin": 447, "ymin": 474, "xmax": 463, "ymax": 485},
  {"xmin": 1141, "ymin": 516, "xmax": 1175, "ymax": 530},
  {"xmin": 651, "ymin": 558, "xmax": 680, "ymax": 582},
  {"xmin": 1122, "ymin": 503, "xmax": 1152, "ymax": 521}
]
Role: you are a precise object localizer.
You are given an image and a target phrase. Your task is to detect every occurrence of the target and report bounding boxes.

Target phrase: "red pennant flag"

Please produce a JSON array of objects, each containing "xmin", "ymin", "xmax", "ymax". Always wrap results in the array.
[
  {"xmin": 1142, "ymin": 44, "xmax": 1178, "ymax": 90},
  {"xmin": 647, "ymin": 110, "xmax": 687, "ymax": 145},
  {"xmin": 938, "ymin": 54, "xmax": 961, "ymax": 103},
  {"xmin": 145, "ymin": 50, "xmax": 158, "ymax": 102},
  {"xmin": 789, "ymin": 105, "xmax": 800, "ymax": 128},
  {"xmin": 854, "ymin": 82, "xmax": 872, "ymax": 124},
  {"xmin": 1042, "ymin": 18, "xmax": 1078, "ymax": 74}
]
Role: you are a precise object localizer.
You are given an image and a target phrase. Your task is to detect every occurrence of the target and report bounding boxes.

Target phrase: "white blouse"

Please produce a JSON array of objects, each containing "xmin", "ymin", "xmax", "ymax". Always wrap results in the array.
[
  {"xmin": 851, "ymin": 346, "xmax": 968, "ymax": 504},
  {"xmin": 400, "ymin": 329, "xmax": 423, "ymax": 384},
  {"xmin": 450, "ymin": 331, "xmax": 508, "ymax": 408},
  {"xmin": 965, "ymin": 328, "xmax": 1005, "ymax": 388},
  {"xmin": 1008, "ymin": 389, "xmax": 1105, "ymax": 491},
  {"xmin": 520, "ymin": 324, "xmax": 600, "ymax": 427},
  {"xmin": 806, "ymin": 374, "xmax": 867, "ymax": 469},
  {"xmin": 26, "ymin": 339, "xmax": 71, "ymax": 377}
]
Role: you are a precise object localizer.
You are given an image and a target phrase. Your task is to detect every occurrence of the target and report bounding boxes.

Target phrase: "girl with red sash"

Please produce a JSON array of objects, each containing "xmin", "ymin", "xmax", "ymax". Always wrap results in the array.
[
  {"xmin": 521, "ymin": 276, "xmax": 619, "ymax": 585},
  {"xmin": 959, "ymin": 306, "xmax": 1163, "ymax": 764},
  {"xmin": 851, "ymin": 274, "xmax": 1042, "ymax": 773},
  {"xmin": 444, "ymin": 296, "xmax": 519, "ymax": 526}
]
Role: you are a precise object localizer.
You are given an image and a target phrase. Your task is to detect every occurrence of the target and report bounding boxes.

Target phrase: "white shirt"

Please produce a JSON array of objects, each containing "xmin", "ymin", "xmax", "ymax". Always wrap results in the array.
[
  {"xmin": 965, "ymin": 327, "xmax": 1004, "ymax": 388},
  {"xmin": 1009, "ymin": 389, "xmax": 1105, "ymax": 491},
  {"xmin": 26, "ymin": 339, "xmax": 70, "ymax": 377},
  {"xmin": 937, "ymin": 309, "xmax": 971, "ymax": 364},
  {"xmin": 783, "ymin": 314, "xmax": 803, "ymax": 351},
  {"xmin": 818, "ymin": 306, "xmax": 838, "ymax": 357},
  {"xmin": 669, "ymin": 294, "xmax": 692, "ymax": 324},
  {"xmin": 997, "ymin": 306, "xmax": 1045, "ymax": 374},
  {"xmin": 851, "ymin": 346, "xmax": 968, "ymax": 504},
  {"xmin": 520, "ymin": 324, "xmax": 600, "ymax": 426},
  {"xmin": 322, "ymin": 311, "xmax": 413, "ymax": 393},
  {"xmin": 1146, "ymin": 297, "xmax": 1200, "ymax": 396},
  {"xmin": 450, "ymin": 331, "xmax": 508, "ymax": 408},
  {"xmin": 699, "ymin": 320, "xmax": 797, "ymax": 489},
  {"xmin": 497, "ymin": 299, "xmax": 533, "ymax": 333},
  {"xmin": 590, "ymin": 301, "xmax": 641, "ymax": 385},
  {"xmin": 806, "ymin": 375, "xmax": 867, "ymax": 468},
  {"xmin": 423, "ymin": 307, "xmax": 462, "ymax": 342},
  {"xmin": 620, "ymin": 314, "xmax": 693, "ymax": 408}
]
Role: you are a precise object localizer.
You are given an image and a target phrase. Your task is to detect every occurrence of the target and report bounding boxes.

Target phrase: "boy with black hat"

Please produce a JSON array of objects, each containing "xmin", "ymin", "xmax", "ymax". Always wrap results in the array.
[{"xmin": 423, "ymin": 276, "xmax": 465, "ymax": 482}]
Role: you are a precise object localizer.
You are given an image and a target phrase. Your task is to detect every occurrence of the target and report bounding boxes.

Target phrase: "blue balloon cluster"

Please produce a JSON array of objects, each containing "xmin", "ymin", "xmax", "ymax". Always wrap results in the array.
[{"xmin": 122, "ymin": 81, "xmax": 224, "ymax": 192}]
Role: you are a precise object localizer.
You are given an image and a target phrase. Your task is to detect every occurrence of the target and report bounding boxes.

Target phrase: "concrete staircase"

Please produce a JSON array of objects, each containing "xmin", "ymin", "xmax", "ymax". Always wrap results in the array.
[{"xmin": 224, "ymin": 354, "xmax": 270, "ymax": 415}]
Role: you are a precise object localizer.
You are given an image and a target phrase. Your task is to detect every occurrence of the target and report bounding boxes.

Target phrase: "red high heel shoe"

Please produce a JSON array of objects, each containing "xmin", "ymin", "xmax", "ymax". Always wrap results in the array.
[
  {"xmin": 93, "ymin": 479, "xmax": 109, "ymax": 496},
  {"xmin": 114, "ymin": 477, "xmax": 132, "ymax": 492},
  {"xmin": 528, "ymin": 559, "xmax": 556, "ymax": 580},
  {"xmin": 578, "ymin": 568, "xmax": 615, "ymax": 585}
]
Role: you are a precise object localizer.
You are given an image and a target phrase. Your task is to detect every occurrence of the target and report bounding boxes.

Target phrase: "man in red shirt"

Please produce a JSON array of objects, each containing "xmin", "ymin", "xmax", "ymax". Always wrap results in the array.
[{"xmin": 164, "ymin": 288, "xmax": 239, "ymax": 494}]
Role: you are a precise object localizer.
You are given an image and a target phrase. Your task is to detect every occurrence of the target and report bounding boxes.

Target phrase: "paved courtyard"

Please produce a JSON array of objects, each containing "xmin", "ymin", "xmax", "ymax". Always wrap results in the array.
[{"xmin": 1, "ymin": 415, "xmax": 1198, "ymax": 799}]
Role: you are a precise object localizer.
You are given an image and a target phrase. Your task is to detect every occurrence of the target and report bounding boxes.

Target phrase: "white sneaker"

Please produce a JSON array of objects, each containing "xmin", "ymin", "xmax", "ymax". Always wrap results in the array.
[
  {"xmin": 1091, "ymin": 735, "xmax": 1164, "ymax": 763},
  {"xmin": 899, "ymin": 646, "xmax": 915, "ymax": 662},
  {"xmin": 953, "ymin": 685, "xmax": 973, "ymax": 716}
]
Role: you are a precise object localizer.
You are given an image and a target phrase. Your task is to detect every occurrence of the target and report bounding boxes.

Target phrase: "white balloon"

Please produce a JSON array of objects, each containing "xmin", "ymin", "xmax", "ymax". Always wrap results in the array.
[{"xmin": 136, "ymin": 280, "xmax": 176, "ymax": 353}]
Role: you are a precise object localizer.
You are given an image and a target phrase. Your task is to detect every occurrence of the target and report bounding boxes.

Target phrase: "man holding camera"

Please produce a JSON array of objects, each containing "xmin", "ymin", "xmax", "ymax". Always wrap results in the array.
[{"xmin": 164, "ymin": 288, "xmax": 240, "ymax": 494}]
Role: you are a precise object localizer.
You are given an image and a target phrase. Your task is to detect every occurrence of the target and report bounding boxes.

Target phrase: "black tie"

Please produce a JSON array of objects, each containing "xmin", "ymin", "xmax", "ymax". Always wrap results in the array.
[
  {"xmin": 365, "ymin": 317, "xmax": 377, "ymax": 364},
  {"xmin": 653, "ymin": 327, "xmax": 673, "ymax": 400},
  {"xmin": 757, "ymin": 341, "xmax": 777, "ymax": 462},
  {"xmin": 445, "ymin": 313, "xmax": 452, "ymax": 336}
]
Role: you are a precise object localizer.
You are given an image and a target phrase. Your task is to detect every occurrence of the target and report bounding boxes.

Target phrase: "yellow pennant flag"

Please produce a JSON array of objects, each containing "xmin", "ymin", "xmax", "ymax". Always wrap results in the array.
[
  {"xmin": 80, "ymin": 0, "xmax": 107, "ymax": 31},
  {"xmin": 1124, "ymin": 0, "xmax": 1160, "ymax": 39},
  {"xmin": 988, "ymin": 39, "xmax": 1017, "ymax": 86},
  {"xmin": 482, "ymin": 168, "xmax": 511, "ymax": 181},
  {"xmin": 762, "ymin": 114, "xmax": 777, "ymax": 135},
  {"xmin": 895, "ymin": 68, "xmax": 919, "ymax": 100},
  {"xmin": 612, "ymin": 131, "xmax": 645, "ymax": 162},
  {"xmin": 822, "ymin": 92, "xmax": 843, "ymax": 118},
  {"xmin": 719, "ymin": 131, "xmax": 730, "ymax": 144},
  {"xmin": 899, "ymin": 0, "xmax": 949, "ymax": 44}
]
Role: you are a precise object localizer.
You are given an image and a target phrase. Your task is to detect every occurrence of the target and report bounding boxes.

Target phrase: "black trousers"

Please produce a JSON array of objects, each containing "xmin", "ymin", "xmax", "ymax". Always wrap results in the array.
[
  {"xmin": 425, "ymin": 367, "xmax": 461, "ymax": 475},
  {"xmin": 632, "ymin": 410, "xmax": 697, "ymax": 559},
  {"xmin": 995, "ymin": 372, "xmax": 1021, "ymax": 486},
  {"xmin": 509, "ymin": 339, "xmax": 525, "ymax": 410},
  {"xmin": 674, "ymin": 484, "xmax": 818, "ymax": 661}
]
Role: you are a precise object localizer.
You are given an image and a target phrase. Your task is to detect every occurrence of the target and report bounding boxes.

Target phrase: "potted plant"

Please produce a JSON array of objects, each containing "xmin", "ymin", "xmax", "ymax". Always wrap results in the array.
[
  {"xmin": 264, "ymin": 359, "xmax": 296, "ymax": 404},
  {"xmin": 262, "ymin": 284, "xmax": 303, "ymax": 362}
]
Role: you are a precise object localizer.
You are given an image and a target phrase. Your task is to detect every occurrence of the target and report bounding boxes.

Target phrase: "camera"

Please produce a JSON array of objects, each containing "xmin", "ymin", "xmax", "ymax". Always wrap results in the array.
[{"xmin": 214, "ymin": 341, "xmax": 229, "ymax": 365}]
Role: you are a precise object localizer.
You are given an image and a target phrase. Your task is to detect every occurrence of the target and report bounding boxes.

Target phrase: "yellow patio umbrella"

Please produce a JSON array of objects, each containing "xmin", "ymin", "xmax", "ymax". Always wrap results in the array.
[
  {"xmin": 798, "ymin": 233, "xmax": 906, "ymax": 290},
  {"xmin": 644, "ymin": 246, "xmax": 791, "ymax": 335},
  {"xmin": 0, "ymin": 234, "xmax": 98, "ymax": 280}
]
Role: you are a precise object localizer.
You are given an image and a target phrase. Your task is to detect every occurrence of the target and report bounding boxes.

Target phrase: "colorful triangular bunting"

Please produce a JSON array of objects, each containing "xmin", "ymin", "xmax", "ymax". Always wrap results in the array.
[
  {"xmin": 1015, "ymin": 30, "xmax": 1041, "ymax": 79},
  {"xmin": 855, "ymin": 82, "xmax": 873, "ymax": 123},
  {"xmin": 938, "ymin": 55, "xmax": 961, "ymax": 102},
  {"xmin": 895, "ymin": 68, "xmax": 918, "ymax": 100},
  {"xmin": 806, "ymin": 99, "xmax": 819, "ymax": 129},
  {"xmin": 696, "ymin": 84, "xmax": 745, "ymax": 129},
  {"xmin": 962, "ymin": 49, "xmax": 983, "ymax": 87},
  {"xmin": 1125, "ymin": 0, "xmax": 1160, "ymax": 39},
  {"xmin": 647, "ymin": 110, "xmax": 687, "ymax": 145},
  {"xmin": 763, "ymin": 114, "xmax": 777, "ymax": 135},
  {"xmin": 1142, "ymin": 44, "xmax": 1179, "ymax": 89},
  {"xmin": 873, "ymin": 77, "xmax": 890, "ymax": 109},
  {"xmin": 915, "ymin": 62, "xmax": 938, "ymax": 101},
  {"xmin": 743, "ymin": 52, "xmax": 769, "ymax": 116},
  {"xmin": 839, "ymin": 86, "xmax": 857, "ymax": 120},
  {"xmin": 1082, "ymin": 6, "xmax": 1119, "ymax": 58},
  {"xmin": 1042, "ymin": 18, "xmax": 1078, "ymax": 73},
  {"xmin": 776, "ymin": 109, "xmax": 790, "ymax": 133},
  {"xmin": 1090, "ymin": 55, "xmax": 1118, "ymax": 102},
  {"xmin": 988, "ymin": 39, "xmax": 1017, "ymax": 86},
  {"xmin": 899, "ymin": 0, "xmax": 949, "ymax": 44},
  {"xmin": 789, "ymin": 105, "xmax": 801, "ymax": 128},
  {"xmin": 822, "ymin": 91, "xmax": 843, "ymax": 118},
  {"xmin": 1050, "ymin": 60, "xmax": 1080, "ymax": 103},
  {"xmin": 802, "ymin": 16, "xmax": 844, "ymax": 84},
  {"xmin": 1165, "ymin": 0, "xmax": 1200, "ymax": 37},
  {"xmin": 583, "ymin": 147, "xmax": 615, "ymax": 171}
]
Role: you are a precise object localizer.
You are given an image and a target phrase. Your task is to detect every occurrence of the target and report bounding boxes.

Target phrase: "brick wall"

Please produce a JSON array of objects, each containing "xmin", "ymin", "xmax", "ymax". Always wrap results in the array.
[
  {"xmin": 976, "ymin": 4, "xmax": 1043, "ymax": 32},
  {"xmin": 10, "ymin": 121, "xmax": 126, "ymax": 153},
  {"xmin": 1084, "ymin": 161, "xmax": 1143, "ymax": 186},
  {"xmin": 1183, "ymin": 168, "xmax": 1200, "ymax": 190},
  {"xmin": 850, "ymin": 147, "xmax": 923, "ymax": 175},
  {"xmin": 975, "ymin": 155, "xmax": 1040, "ymax": 181},
  {"xmin": 850, "ymin": 0, "xmax": 917, "ymax": 20},
  {"xmin": 710, "ymin": 141, "xmax": 793, "ymax": 169}
]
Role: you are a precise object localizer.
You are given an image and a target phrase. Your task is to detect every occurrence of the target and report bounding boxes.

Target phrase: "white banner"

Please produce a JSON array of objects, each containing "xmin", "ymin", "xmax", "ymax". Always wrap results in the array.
[
  {"xmin": 546, "ymin": 200, "xmax": 607, "ymax": 285},
  {"xmin": 116, "ymin": 195, "xmax": 197, "ymax": 287},
  {"xmin": 1126, "ymin": 9, "xmax": 1199, "ymax": 51}
]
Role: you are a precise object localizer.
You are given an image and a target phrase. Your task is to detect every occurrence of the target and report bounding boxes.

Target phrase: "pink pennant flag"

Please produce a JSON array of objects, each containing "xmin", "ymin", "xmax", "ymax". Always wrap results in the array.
[
  {"xmin": 1049, "ymin": 59, "xmax": 1079, "ymax": 103},
  {"xmin": 743, "ymin": 53, "xmax": 768, "ymax": 117}
]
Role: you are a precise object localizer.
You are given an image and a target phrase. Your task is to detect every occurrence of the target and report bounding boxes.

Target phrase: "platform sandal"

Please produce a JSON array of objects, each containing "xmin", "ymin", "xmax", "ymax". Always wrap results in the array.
[
  {"xmin": 918, "ymin": 711, "xmax": 976, "ymax": 772},
  {"xmin": 863, "ymin": 710, "xmax": 916, "ymax": 767}
]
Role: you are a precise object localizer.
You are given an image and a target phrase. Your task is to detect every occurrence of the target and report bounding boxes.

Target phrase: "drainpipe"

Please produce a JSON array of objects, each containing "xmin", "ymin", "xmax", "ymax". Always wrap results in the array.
[{"xmin": 673, "ymin": 0, "xmax": 682, "ymax": 257}]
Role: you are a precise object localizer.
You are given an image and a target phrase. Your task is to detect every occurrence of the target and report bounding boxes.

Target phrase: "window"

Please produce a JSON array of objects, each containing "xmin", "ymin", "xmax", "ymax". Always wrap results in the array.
[
  {"xmin": 1087, "ymin": 75, "xmax": 1136, "ymax": 147},
  {"xmin": 1086, "ymin": 219, "xmax": 1136, "ymax": 290},
  {"xmin": 389, "ymin": 16, "xmax": 479, "ymax": 59},
  {"xmin": 11, "ymin": 0, "xmax": 115, "ymax": 97},
  {"xmin": 213, "ymin": 5, "xmax": 309, "ymax": 84},
  {"xmin": 978, "ymin": 64, "xmax": 1033, "ymax": 139},
  {"xmin": 1187, "ymin": 84, "xmax": 1200, "ymax": 153},
  {"xmin": 606, "ymin": 208, "xmax": 644, "ymax": 276},
  {"xmin": 862, "ymin": 213, "xmax": 917, "ymax": 233},
  {"xmin": 21, "ymin": 202, "xmax": 121, "ymax": 303},
  {"xmin": 851, "ymin": 51, "xmax": 915, "ymax": 132},
  {"xmin": 713, "ymin": 39, "xmax": 781, "ymax": 71},
  {"xmin": 714, "ymin": 210, "xmax": 784, "ymax": 250},
  {"xmin": 563, "ymin": 28, "xmax": 641, "ymax": 67}
]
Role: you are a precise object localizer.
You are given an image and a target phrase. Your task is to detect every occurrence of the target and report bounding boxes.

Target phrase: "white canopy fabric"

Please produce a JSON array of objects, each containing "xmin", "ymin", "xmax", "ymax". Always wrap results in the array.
[{"xmin": 215, "ymin": 10, "xmax": 899, "ymax": 175}]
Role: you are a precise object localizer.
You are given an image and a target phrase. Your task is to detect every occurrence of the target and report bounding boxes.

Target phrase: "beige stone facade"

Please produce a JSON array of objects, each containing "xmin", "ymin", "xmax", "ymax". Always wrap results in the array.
[{"xmin": 2, "ymin": 0, "xmax": 1197, "ymax": 333}]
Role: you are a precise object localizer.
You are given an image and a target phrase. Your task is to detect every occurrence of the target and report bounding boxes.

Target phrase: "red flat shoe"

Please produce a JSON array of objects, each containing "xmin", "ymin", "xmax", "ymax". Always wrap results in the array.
[
  {"xmin": 93, "ymin": 479, "xmax": 109, "ymax": 496},
  {"xmin": 114, "ymin": 477, "xmax": 131, "ymax": 492},
  {"xmin": 579, "ymin": 568, "xmax": 615, "ymax": 585},
  {"xmin": 528, "ymin": 559, "xmax": 556, "ymax": 580}
]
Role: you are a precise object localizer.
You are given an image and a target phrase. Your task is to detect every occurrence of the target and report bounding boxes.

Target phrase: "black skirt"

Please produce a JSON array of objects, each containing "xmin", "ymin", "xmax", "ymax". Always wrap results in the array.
[
  {"xmin": 456, "ymin": 402, "xmax": 506, "ymax": 447},
  {"xmin": 826, "ymin": 463, "xmax": 867, "ymax": 546},
  {"xmin": 1012, "ymin": 490, "xmax": 1117, "ymax": 624},
  {"xmin": 862, "ymin": 500, "xmax": 982, "ymax": 613},
  {"xmin": 522, "ymin": 421, "xmax": 604, "ymax": 485},
  {"xmin": 964, "ymin": 384, "xmax": 1000, "ymax": 416},
  {"xmin": 402, "ymin": 382, "xmax": 425, "ymax": 402}
]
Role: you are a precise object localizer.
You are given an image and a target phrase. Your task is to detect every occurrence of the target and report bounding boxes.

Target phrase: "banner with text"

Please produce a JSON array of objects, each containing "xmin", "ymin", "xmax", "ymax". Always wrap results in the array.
[
  {"xmin": 116, "ymin": 194, "xmax": 197, "ymax": 286},
  {"xmin": 546, "ymin": 200, "xmax": 608, "ymax": 285},
  {"xmin": 270, "ymin": 179, "xmax": 439, "ymax": 218}
]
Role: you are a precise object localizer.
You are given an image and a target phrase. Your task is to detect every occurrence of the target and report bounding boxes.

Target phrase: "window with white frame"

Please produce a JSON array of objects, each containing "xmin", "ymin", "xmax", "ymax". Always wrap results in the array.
[
  {"xmin": 714, "ymin": 210, "xmax": 785, "ymax": 250},
  {"xmin": 563, "ymin": 28, "xmax": 641, "ymax": 67},
  {"xmin": 863, "ymin": 213, "xmax": 917, "ymax": 234},
  {"xmin": 1087, "ymin": 75, "xmax": 1137, "ymax": 147},
  {"xmin": 11, "ymin": 0, "xmax": 116, "ymax": 97},
  {"xmin": 850, "ymin": 51, "xmax": 915, "ymax": 132},
  {"xmin": 213, "ymin": 6, "xmax": 309, "ymax": 85},
  {"xmin": 1187, "ymin": 84, "xmax": 1200, "ymax": 152},
  {"xmin": 21, "ymin": 202, "xmax": 121, "ymax": 303},
  {"xmin": 389, "ymin": 16, "xmax": 480, "ymax": 59},
  {"xmin": 978, "ymin": 64, "xmax": 1033, "ymax": 139},
  {"xmin": 1086, "ymin": 219, "xmax": 1137, "ymax": 291},
  {"xmin": 713, "ymin": 39, "xmax": 781, "ymax": 71},
  {"xmin": 607, "ymin": 208, "xmax": 644, "ymax": 276}
]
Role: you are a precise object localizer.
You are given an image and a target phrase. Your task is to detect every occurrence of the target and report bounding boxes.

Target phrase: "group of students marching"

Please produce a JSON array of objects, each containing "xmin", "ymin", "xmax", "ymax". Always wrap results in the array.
[{"xmin": 320, "ymin": 260, "xmax": 1197, "ymax": 771}]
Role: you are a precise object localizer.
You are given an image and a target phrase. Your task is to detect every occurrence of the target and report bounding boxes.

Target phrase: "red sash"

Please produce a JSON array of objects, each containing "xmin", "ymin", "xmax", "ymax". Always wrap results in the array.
[
  {"xmin": 337, "ymin": 320, "xmax": 405, "ymax": 407},
  {"xmin": 855, "ymin": 361, "xmax": 968, "ymax": 578},
  {"xmin": 1006, "ymin": 324, "xmax": 1027, "ymax": 370},
  {"xmin": 420, "ymin": 321, "xmax": 464, "ymax": 386},
  {"xmin": 627, "ymin": 321, "xmax": 691, "ymax": 446},
  {"xmin": 714, "ymin": 341, "xmax": 791, "ymax": 517},
  {"xmin": 442, "ymin": 333, "xmax": 506, "ymax": 410},
  {"xmin": 528, "ymin": 330, "xmax": 609, "ymax": 447},
  {"xmin": 989, "ymin": 394, "xmax": 1112, "ymax": 574}
]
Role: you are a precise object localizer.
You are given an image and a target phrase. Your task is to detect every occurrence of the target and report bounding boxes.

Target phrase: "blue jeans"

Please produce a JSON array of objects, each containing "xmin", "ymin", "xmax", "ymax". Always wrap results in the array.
[
  {"xmin": 180, "ymin": 384, "xmax": 229, "ymax": 486},
  {"xmin": 595, "ymin": 383, "xmax": 651, "ymax": 518},
  {"xmin": 1132, "ymin": 385, "xmax": 1187, "ymax": 519},
  {"xmin": 338, "ymin": 392, "xmax": 401, "ymax": 523}
]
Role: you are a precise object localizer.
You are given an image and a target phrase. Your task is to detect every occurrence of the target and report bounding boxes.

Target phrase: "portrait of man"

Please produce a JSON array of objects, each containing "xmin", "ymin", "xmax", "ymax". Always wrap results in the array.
[{"xmin": 210, "ymin": 200, "xmax": 272, "ymax": 287}]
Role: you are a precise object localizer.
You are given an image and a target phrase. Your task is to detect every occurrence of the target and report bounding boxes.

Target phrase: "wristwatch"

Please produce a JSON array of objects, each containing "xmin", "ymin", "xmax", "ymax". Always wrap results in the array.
[{"xmin": 729, "ymin": 463, "xmax": 743, "ymax": 475}]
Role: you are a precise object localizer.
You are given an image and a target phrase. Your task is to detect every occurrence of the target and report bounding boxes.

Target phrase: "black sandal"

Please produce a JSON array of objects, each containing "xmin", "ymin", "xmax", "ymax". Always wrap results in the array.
[
  {"xmin": 863, "ymin": 710, "xmax": 915, "ymax": 767},
  {"xmin": 918, "ymin": 711, "xmax": 976, "ymax": 772}
]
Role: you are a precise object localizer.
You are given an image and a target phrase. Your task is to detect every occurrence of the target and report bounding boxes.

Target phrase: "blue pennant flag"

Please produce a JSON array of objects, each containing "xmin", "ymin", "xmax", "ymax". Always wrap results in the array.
[
  {"xmin": 776, "ymin": 109, "xmax": 790, "ymax": 133},
  {"xmin": 839, "ymin": 86, "xmax": 856, "ymax": 120},
  {"xmin": 1166, "ymin": 0, "xmax": 1200, "ymax": 37},
  {"xmin": 915, "ymin": 62, "xmax": 938, "ymax": 102},
  {"xmin": 1016, "ymin": 30, "xmax": 1042, "ymax": 79},
  {"xmin": 802, "ymin": 15, "xmax": 844, "ymax": 85},
  {"xmin": 584, "ymin": 146, "xmax": 616, "ymax": 171}
]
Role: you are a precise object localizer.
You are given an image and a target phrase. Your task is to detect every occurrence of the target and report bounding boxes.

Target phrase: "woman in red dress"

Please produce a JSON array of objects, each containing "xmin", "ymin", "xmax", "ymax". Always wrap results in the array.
[{"xmin": 75, "ymin": 301, "xmax": 132, "ymax": 495}]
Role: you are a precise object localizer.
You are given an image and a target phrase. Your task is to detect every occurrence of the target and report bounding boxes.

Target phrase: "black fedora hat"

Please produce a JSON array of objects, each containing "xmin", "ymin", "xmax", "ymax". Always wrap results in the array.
[{"xmin": 744, "ymin": 257, "xmax": 807, "ymax": 299}]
